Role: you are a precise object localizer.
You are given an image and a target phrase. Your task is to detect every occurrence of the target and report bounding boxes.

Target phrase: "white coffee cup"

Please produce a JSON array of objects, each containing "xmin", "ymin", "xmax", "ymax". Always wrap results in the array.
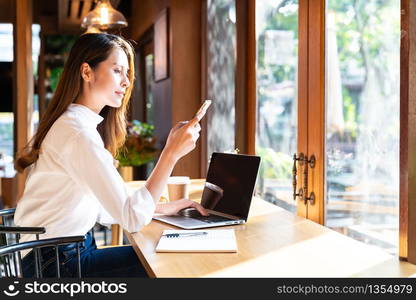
[{"xmin": 167, "ymin": 176, "xmax": 190, "ymax": 201}]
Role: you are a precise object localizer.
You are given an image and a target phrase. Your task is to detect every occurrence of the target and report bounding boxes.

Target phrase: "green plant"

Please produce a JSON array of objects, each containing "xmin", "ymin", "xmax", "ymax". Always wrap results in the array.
[
  {"xmin": 129, "ymin": 120, "xmax": 154, "ymax": 138},
  {"xmin": 116, "ymin": 120, "xmax": 158, "ymax": 167},
  {"xmin": 49, "ymin": 67, "xmax": 63, "ymax": 92},
  {"xmin": 257, "ymin": 147, "xmax": 293, "ymax": 180}
]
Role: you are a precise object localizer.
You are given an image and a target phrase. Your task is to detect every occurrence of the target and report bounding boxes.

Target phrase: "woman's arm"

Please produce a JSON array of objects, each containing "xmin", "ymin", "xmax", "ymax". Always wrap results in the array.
[
  {"xmin": 144, "ymin": 117, "xmax": 208, "ymax": 216},
  {"xmin": 144, "ymin": 147, "xmax": 177, "ymax": 204}
]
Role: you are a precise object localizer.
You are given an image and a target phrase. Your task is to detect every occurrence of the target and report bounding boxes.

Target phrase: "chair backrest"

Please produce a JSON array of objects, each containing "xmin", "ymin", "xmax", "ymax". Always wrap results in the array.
[
  {"xmin": 0, "ymin": 208, "xmax": 21, "ymax": 247},
  {"xmin": 0, "ymin": 235, "xmax": 85, "ymax": 278},
  {"xmin": 91, "ymin": 223, "xmax": 111, "ymax": 246},
  {"xmin": 0, "ymin": 208, "xmax": 46, "ymax": 245},
  {"xmin": 0, "ymin": 208, "xmax": 16, "ymax": 226},
  {"xmin": 0, "ymin": 208, "xmax": 86, "ymax": 278}
]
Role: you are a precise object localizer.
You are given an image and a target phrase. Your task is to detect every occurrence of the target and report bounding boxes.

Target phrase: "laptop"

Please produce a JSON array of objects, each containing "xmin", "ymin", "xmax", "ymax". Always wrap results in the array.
[{"xmin": 153, "ymin": 152, "xmax": 261, "ymax": 229}]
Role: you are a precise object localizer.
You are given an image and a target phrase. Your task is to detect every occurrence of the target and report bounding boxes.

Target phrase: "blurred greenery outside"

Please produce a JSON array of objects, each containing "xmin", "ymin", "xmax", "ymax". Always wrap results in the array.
[
  {"xmin": 45, "ymin": 35, "xmax": 77, "ymax": 95},
  {"xmin": 256, "ymin": 0, "xmax": 299, "ymax": 193},
  {"xmin": 256, "ymin": 0, "xmax": 399, "ymax": 188}
]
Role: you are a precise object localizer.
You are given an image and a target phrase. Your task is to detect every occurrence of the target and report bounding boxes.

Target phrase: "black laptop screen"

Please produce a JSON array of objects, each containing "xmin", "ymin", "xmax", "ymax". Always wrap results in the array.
[{"xmin": 200, "ymin": 152, "xmax": 260, "ymax": 220}]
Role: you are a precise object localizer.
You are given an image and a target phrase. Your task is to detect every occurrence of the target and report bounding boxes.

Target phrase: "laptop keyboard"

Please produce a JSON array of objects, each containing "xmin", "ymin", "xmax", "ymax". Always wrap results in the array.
[{"xmin": 186, "ymin": 210, "xmax": 232, "ymax": 223}]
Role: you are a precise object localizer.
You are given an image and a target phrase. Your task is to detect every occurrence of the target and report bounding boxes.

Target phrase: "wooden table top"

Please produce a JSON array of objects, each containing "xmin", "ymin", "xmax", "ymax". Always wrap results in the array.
[{"xmin": 125, "ymin": 179, "xmax": 416, "ymax": 278}]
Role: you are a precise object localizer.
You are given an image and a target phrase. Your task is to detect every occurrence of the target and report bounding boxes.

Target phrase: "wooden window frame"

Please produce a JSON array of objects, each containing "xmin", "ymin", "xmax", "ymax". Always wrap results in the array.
[
  {"xmin": 239, "ymin": 0, "xmax": 416, "ymax": 263},
  {"xmin": 400, "ymin": 0, "xmax": 416, "ymax": 263},
  {"xmin": 301, "ymin": 0, "xmax": 416, "ymax": 262}
]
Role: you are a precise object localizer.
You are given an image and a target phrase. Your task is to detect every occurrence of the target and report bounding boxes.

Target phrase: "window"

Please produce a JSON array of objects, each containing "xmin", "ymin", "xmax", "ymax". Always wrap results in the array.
[
  {"xmin": 255, "ymin": 0, "xmax": 299, "ymax": 212},
  {"xmin": 206, "ymin": 0, "xmax": 237, "ymax": 161},
  {"xmin": 325, "ymin": 0, "xmax": 400, "ymax": 255}
]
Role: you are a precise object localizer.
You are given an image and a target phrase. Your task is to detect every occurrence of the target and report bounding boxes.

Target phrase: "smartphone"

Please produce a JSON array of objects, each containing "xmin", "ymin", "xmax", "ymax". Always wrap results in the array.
[{"xmin": 195, "ymin": 99, "xmax": 212, "ymax": 121}]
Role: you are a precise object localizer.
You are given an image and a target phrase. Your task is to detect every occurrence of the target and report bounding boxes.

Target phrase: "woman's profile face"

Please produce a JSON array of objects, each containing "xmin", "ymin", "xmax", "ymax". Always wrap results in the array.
[{"xmin": 89, "ymin": 47, "xmax": 130, "ymax": 108}]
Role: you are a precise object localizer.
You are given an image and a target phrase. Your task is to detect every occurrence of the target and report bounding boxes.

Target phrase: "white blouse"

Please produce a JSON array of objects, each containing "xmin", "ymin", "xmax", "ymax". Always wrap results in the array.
[{"xmin": 14, "ymin": 104, "xmax": 156, "ymax": 244}]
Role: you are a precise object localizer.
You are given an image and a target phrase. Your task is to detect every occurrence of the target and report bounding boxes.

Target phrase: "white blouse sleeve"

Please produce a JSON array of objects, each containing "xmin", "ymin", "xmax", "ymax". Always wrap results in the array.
[{"xmin": 64, "ymin": 130, "xmax": 156, "ymax": 233}]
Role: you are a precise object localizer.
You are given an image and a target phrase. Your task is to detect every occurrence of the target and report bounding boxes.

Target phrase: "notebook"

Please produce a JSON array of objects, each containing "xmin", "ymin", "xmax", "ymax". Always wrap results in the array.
[{"xmin": 155, "ymin": 229, "xmax": 238, "ymax": 253}]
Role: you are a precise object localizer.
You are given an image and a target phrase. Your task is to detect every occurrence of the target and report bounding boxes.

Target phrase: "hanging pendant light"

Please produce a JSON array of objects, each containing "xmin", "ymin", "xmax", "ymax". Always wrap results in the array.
[
  {"xmin": 84, "ymin": 26, "xmax": 103, "ymax": 34},
  {"xmin": 81, "ymin": 0, "xmax": 128, "ymax": 32}
]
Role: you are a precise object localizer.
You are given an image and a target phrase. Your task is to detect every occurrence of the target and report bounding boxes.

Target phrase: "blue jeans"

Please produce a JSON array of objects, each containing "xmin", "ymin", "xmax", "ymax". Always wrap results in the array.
[{"xmin": 22, "ymin": 231, "xmax": 148, "ymax": 278}]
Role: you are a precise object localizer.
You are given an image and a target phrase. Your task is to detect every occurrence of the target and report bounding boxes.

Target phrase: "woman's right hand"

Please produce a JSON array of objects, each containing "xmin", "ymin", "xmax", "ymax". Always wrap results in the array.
[{"xmin": 164, "ymin": 117, "xmax": 201, "ymax": 162}]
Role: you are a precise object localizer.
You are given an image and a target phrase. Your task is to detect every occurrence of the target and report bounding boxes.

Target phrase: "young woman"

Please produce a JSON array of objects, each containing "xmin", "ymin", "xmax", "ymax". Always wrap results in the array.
[{"xmin": 13, "ymin": 33, "xmax": 208, "ymax": 277}]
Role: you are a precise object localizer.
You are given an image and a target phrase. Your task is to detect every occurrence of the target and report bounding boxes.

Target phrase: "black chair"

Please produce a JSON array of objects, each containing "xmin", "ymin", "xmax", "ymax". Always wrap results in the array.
[
  {"xmin": 1, "ymin": 207, "xmax": 112, "ymax": 246},
  {"xmin": 0, "ymin": 207, "xmax": 16, "ymax": 226},
  {"xmin": 0, "ymin": 235, "xmax": 85, "ymax": 278},
  {"xmin": 0, "ymin": 208, "xmax": 85, "ymax": 278},
  {"xmin": 0, "ymin": 208, "xmax": 45, "ymax": 246},
  {"xmin": 90, "ymin": 223, "xmax": 111, "ymax": 246}
]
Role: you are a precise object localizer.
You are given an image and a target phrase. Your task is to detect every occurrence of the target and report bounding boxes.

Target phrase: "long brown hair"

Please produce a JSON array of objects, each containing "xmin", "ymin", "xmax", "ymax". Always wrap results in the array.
[{"xmin": 15, "ymin": 33, "xmax": 135, "ymax": 172}]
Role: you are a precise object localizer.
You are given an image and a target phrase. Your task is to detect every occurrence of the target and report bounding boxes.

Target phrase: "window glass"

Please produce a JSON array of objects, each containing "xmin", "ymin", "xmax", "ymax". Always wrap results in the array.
[
  {"xmin": 255, "ymin": 0, "xmax": 299, "ymax": 212},
  {"xmin": 325, "ymin": 0, "xmax": 400, "ymax": 254},
  {"xmin": 206, "ymin": 0, "xmax": 237, "ymax": 162}
]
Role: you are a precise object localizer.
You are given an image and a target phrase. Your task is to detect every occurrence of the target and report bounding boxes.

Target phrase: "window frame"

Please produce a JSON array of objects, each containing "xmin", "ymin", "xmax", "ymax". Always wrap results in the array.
[{"xmin": 202, "ymin": 0, "xmax": 416, "ymax": 263}]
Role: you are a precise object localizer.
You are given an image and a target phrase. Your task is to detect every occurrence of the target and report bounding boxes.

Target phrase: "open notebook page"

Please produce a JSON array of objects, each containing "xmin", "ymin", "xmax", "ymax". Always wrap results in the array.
[{"xmin": 155, "ymin": 229, "xmax": 237, "ymax": 253}]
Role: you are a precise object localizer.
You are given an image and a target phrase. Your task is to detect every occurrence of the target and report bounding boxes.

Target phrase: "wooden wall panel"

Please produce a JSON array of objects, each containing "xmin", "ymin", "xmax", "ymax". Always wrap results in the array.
[
  {"xmin": 128, "ymin": 0, "xmax": 202, "ymax": 179},
  {"xmin": 170, "ymin": 0, "xmax": 202, "ymax": 178},
  {"xmin": 0, "ymin": 0, "xmax": 13, "ymax": 22}
]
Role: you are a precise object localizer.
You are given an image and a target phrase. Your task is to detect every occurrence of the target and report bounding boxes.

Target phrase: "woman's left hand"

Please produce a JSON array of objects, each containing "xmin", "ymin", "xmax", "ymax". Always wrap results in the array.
[{"xmin": 155, "ymin": 198, "xmax": 209, "ymax": 216}]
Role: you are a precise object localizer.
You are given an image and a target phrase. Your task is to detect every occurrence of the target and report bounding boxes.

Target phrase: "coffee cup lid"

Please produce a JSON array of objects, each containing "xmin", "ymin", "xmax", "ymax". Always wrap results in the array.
[{"xmin": 167, "ymin": 176, "xmax": 190, "ymax": 184}]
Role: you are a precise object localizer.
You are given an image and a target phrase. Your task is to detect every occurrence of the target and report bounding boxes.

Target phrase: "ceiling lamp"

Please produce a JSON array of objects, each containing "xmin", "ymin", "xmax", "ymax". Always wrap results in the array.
[
  {"xmin": 81, "ymin": 0, "xmax": 128, "ymax": 32},
  {"xmin": 84, "ymin": 26, "xmax": 102, "ymax": 34}
]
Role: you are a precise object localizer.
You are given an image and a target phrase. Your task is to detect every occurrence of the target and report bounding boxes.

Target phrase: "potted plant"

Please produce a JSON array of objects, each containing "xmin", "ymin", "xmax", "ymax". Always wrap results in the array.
[{"xmin": 116, "ymin": 120, "xmax": 158, "ymax": 181}]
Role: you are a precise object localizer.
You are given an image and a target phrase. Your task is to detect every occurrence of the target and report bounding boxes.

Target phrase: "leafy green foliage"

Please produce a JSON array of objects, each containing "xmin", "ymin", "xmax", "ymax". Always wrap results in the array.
[
  {"xmin": 49, "ymin": 67, "xmax": 63, "ymax": 92},
  {"xmin": 116, "ymin": 120, "xmax": 158, "ymax": 167},
  {"xmin": 257, "ymin": 147, "xmax": 292, "ymax": 180},
  {"xmin": 129, "ymin": 120, "xmax": 154, "ymax": 138}
]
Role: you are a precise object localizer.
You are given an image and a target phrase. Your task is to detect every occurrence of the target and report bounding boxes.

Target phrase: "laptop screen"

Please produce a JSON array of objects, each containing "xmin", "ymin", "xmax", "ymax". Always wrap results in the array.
[{"xmin": 200, "ymin": 152, "xmax": 261, "ymax": 220}]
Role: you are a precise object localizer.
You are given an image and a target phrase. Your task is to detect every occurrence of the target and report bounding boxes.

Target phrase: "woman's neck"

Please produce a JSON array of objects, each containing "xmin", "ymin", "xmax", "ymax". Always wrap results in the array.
[{"xmin": 74, "ymin": 95, "xmax": 103, "ymax": 114}]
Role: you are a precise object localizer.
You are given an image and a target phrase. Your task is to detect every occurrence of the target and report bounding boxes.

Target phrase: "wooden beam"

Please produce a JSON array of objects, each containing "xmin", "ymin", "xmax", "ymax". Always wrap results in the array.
[
  {"xmin": 200, "ymin": 0, "xmax": 208, "ymax": 177},
  {"xmin": 58, "ymin": 0, "xmax": 69, "ymax": 32},
  {"xmin": 235, "ymin": 0, "xmax": 248, "ymax": 154},
  {"xmin": 306, "ymin": 0, "xmax": 325, "ymax": 225},
  {"xmin": 58, "ymin": 0, "xmax": 83, "ymax": 34},
  {"xmin": 81, "ymin": 0, "xmax": 94, "ymax": 20},
  {"xmin": 400, "ymin": 0, "xmax": 416, "ymax": 263},
  {"xmin": 235, "ymin": 0, "xmax": 256, "ymax": 156},
  {"xmin": 37, "ymin": 32, "xmax": 46, "ymax": 120},
  {"xmin": 246, "ymin": 0, "xmax": 256, "ymax": 155},
  {"xmin": 13, "ymin": 0, "xmax": 34, "ymax": 202},
  {"xmin": 296, "ymin": 0, "xmax": 309, "ymax": 218},
  {"xmin": 70, "ymin": 0, "xmax": 80, "ymax": 21}
]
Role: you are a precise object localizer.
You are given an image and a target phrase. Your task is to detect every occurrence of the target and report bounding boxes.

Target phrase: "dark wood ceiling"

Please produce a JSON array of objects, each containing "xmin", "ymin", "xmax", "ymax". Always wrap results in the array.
[{"xmin": 0, "ymin": 0, "xmax": 130, "ymax": 35}]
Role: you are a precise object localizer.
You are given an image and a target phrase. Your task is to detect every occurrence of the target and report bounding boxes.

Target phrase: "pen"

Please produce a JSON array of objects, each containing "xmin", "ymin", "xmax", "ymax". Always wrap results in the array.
[{"xmin": 162, "ymin": 232, "xmax": 208, "ymax": 238}]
